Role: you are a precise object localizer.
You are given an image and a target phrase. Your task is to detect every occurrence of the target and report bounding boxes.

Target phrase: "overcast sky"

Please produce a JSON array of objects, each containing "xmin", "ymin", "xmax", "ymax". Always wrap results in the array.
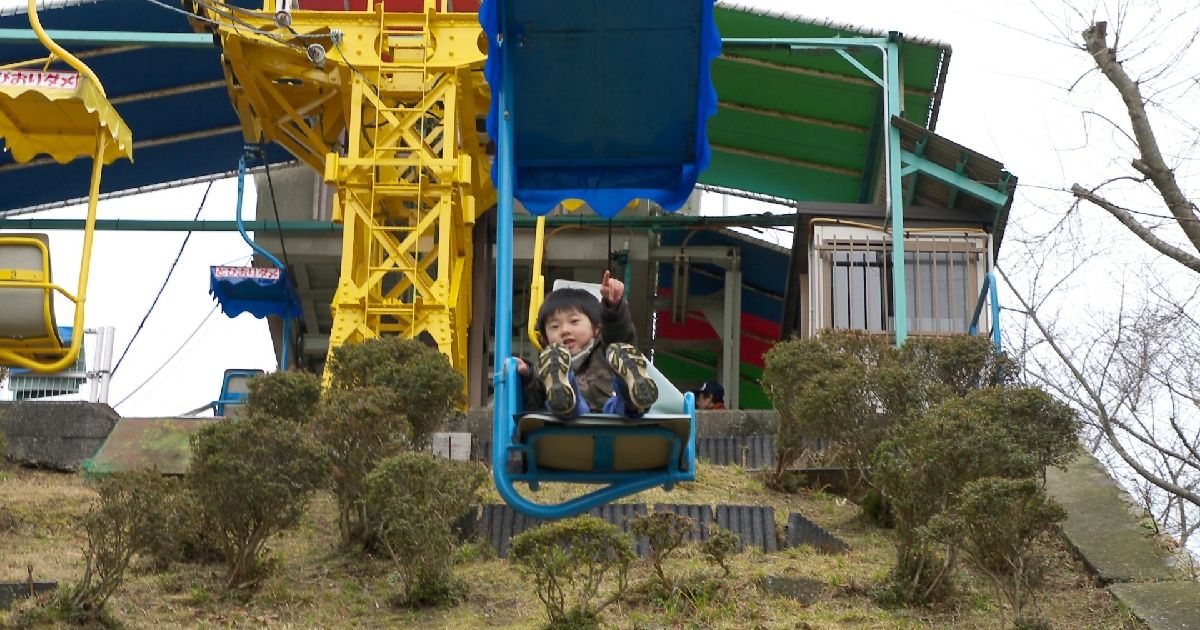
[{"xmin": 4, "ymin": 0, "xmax": 1194, "ymax": 416}]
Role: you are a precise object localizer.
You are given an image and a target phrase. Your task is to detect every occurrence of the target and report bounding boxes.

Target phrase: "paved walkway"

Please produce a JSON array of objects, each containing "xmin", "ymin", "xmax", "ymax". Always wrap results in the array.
[{"xmin": 1047, "ymin": 451, "xmax": 1200, "ymax": 630}]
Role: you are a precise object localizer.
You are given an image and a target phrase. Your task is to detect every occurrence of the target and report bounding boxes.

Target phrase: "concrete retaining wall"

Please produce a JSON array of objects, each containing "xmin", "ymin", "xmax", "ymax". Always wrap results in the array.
[{"xmin": 0, "ymin": 402, "xmax": 119, "ymax": 471}]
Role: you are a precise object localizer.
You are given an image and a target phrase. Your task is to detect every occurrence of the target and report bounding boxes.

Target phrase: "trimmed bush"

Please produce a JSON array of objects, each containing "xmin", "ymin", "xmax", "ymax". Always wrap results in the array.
[
  {"xmin": 43, "ymin": 469, "xmax": 172, "ymax": 623},
  {"xmin": 325, "ymin": 337, "xmax": 465, "ymax": 450},
  {"xmin": 510, "ymin": 515, "xmax": 636, "ymax": 629},
  {"xmin": 364, "ymin": 452, "xmax": 486, "ymax": 608},
  {"xmin": 312, "ymin": 387, "xmax": 410, "ymax": 548},
  {"xmin": 630, "ymin": 510, "xmax": 695, "ymax": 586},
  {"xmin": 143, "ymin": 482, "xmax": 222, "ymax": 568},
  {"xmin": 872, "ymin": 386, "xmax": 1078, "ymax": 604},
  {"xmin": 243, "ymin": 370, "xmax": 321, "ymax": 424},
  {"xmin": 189, "ymin": 415, "xmax": 326, "ymax": 588},
  {"xmin": 762, "ymin": 331, "xmax": 907, "ymax": 483},
  {"xmin": 700, "ymin": 526, "xmax": 740, "ymax": 578},
  {"xmin": 926, "ymin": 477, "xmax": 1066, "ymax": 627}
]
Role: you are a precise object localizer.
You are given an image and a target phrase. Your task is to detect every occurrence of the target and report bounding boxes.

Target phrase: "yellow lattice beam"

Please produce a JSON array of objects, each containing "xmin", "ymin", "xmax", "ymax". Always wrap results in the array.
[{"xmin": 197, "ymin": 1, "xmax": 490, "ymax": 377}]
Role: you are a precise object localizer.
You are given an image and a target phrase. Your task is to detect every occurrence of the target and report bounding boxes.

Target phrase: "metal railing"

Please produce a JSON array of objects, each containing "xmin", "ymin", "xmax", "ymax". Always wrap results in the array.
[
  {"xmin": 968, "ymin": 271, "xmax": 1001, "ymax": 350},
  {"xmin": 810, "ymin": 227, "xmax": 993, "ymax": 341},
  {"xmin": 2, "ymin": 326, "xmax": 115, "ymax": 403}
]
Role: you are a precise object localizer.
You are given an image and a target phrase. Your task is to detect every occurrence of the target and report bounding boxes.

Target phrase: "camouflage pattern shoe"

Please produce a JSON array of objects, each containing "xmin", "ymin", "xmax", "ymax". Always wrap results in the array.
[
  {"xmin": 606, "ymin": 343, "xmax": 658, "ymax": 413},
  {"xmin": 538, "ymin": 343, "xmax": 577, "ymax": 416}
]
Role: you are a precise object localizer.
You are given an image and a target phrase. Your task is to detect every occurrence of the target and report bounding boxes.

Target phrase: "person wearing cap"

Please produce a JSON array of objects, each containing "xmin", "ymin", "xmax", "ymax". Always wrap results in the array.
[{"xmin": 694, "ymin": 379, "xmax": 726, "ymax": 410}]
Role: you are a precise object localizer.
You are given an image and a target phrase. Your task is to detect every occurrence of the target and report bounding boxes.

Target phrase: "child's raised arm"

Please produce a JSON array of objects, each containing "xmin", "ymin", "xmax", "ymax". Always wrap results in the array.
[{"xmin": 601, "ymin": 270, "xmax": 625, "ymax": 305}]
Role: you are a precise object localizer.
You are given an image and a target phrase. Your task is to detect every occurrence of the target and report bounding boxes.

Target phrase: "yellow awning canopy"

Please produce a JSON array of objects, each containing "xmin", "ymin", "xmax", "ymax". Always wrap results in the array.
[{"xmin": 0, "ymin": 69, "xmax": 132, "ymax": 165}]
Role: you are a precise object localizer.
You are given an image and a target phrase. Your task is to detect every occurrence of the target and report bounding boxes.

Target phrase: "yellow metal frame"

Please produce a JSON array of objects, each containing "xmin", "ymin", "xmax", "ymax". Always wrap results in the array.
[
  {"xmin": 527, "ymin": 216, "xmax": 546, "ymax": 350},
  {"xmin": 198, "ymin": 0, "xmax": 493, "ymax": 376},
  {"xmin": 0, "ymin": 0, "xmax": 131, "ymax": 373}
]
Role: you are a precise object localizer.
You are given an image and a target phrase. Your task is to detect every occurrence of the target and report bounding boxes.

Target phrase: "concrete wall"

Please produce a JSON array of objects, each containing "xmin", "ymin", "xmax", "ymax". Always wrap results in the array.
[{"xmin": 0, "ymin": 402, "xmax": 119, "ymax": 471}]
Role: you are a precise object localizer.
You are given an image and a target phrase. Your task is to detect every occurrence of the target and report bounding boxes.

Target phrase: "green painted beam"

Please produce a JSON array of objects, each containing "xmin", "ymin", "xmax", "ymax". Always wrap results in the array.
[
  {"xmin": 723, "ymin": 37, "xmax": 891, "ymax": 49},
  {"xmin": 898, "ymin": 150, "xmax": 1010, "ymax": 207},
  {"xmin": 885, "ymin": 36, "xmax": 908, "ymax": 346},
  {"xmin": 0, "ymin": 219, "xmax": 338, "ymax": 232},
  {"xmin": 0, "ymin": 28, "xmax": 215, "ymax": 48}
]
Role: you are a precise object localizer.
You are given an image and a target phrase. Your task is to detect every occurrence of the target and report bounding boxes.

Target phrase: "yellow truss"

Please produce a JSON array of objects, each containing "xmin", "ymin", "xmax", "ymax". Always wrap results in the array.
[{"xmin": 195, "ymin": 0, "xmax": 494, "ymax": 375}]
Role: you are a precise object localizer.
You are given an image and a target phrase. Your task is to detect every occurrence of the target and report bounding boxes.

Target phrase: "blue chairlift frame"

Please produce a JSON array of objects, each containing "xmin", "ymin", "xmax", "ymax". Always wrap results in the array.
[
  {"xmin": 212, "ymin": 367, "xmax": 263, "ymax": 416},
  {"xmin": 208, "ymin": 145, "xmax": 301, "ymax": 370},
  {"xmin": 486, "ymin": 0, "xmax": 712, "ymax": 520}
]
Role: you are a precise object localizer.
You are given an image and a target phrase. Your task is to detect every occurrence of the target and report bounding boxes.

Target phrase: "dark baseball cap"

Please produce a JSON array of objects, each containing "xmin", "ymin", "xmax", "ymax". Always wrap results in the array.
[{"xmin": 695, "ymin": 380, "xmax": 724, "ymax": 401}]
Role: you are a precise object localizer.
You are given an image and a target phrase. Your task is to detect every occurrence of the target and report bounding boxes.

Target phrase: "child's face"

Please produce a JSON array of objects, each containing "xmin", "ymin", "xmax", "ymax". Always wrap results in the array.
[{"xmin": 543, "ymin": 307, "xmax": 599, "ymax": 354}]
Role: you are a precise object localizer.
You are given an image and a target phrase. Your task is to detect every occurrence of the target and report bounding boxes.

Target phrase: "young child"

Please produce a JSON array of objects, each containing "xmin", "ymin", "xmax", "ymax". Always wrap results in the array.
[{"xmin": 517, "ymin": 271, "xmax": 658, "ymax": 419}]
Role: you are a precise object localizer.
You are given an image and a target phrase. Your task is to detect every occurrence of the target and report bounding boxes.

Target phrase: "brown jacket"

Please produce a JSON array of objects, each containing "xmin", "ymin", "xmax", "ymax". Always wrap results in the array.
[{"xmin": 522, "ymin": 298, "xmax": 636, "ymax": 413}]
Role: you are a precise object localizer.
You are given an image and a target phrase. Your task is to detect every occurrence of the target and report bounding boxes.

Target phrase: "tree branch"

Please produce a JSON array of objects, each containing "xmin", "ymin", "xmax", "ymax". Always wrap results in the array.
[
  {"xmin": 1000, "ymin": 267, "xmax": 1200, "ymax": 510},
  {"xmin": 1070, "ymin": 184, "xmax": 1200, "ymax": 272},
  {"xmin": 1080, "ymin": 22, "xmax": 1200, "ymax": 255}
]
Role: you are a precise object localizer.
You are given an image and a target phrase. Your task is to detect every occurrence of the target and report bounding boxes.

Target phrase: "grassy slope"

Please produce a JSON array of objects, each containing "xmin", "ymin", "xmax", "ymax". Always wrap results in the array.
[{"xmin": 0, "ymin": 463, "xmax": 1144, "ymax": 629}]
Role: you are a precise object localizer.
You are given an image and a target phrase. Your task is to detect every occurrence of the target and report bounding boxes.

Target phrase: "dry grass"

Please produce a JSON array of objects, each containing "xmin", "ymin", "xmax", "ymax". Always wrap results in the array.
[{"xmin": 0, "ymin": 461, "xmax": 1145, "ymax": 629}]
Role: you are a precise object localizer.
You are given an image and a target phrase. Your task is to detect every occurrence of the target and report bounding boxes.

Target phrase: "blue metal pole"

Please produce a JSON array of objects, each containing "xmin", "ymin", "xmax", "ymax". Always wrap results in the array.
[
  {"xmin": 989, "ymin": 273, "xmax": 1002, "ymax": 350},
  {"xmin": 235, "ymin": 151, "xmax": 286, "ymax": 271},
  {"xmin": 281, "ymin": 317, "xmax": 291, "ymax": 370},
  {"xmin": 492, "ymin": 16, "xmax": 520, "ymax": 506},
  {"xmin": 883, "ymin": 34, "xmax": 907, "ymax": 346}
]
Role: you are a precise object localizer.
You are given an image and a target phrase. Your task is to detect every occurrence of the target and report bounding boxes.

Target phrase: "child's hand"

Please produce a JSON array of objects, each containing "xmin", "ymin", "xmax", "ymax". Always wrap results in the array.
[
  {"xmin": 601, "ymin": 270, "xmax": 625, "ymax": 304},
  {"xmin": 516, "ymin": 357, "xmax": 530, "ymax": 376}
]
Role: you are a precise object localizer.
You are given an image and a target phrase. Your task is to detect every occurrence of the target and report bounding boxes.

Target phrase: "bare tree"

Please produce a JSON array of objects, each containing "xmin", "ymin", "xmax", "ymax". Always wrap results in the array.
[{"xmin": 1001, "ymin": 3, "xmax": 1200, "ymax": 558}]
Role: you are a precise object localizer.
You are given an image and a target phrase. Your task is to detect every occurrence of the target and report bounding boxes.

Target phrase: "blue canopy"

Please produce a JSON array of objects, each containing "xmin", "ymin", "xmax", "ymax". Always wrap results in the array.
[
  {"xmin": 481, "ymin": 0, "xmax": 720, "ymax": 217},
  {"xmin": 208, "ymin": 266, "xmax": 302, "ymax": 320}
]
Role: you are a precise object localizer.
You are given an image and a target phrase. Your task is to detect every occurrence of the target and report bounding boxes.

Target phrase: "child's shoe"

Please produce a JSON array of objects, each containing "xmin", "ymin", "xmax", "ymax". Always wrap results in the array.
[
  {"xmin": 606, "ymin": 343, "xmax": 658, "ymax": 413},
  {"xmin": 538, "ymin": 343, "xmax": 577, "ymax": 416}
]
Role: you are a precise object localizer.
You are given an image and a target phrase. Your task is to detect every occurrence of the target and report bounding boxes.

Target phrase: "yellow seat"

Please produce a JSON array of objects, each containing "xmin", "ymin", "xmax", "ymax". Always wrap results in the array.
[
  {"xmin": 0, "ymin": 234, "xmax": 61, "ymax": 355},
  {"xmin": 0, "ymin": 0, "xmax": 132, "ymax": 372}
]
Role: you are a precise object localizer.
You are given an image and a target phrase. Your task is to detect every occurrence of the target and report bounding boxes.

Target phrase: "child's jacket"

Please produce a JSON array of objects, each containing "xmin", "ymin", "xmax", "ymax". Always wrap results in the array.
[{"xmin": 521, "ymin": 298, "xmax": 637, "ymax": 413}]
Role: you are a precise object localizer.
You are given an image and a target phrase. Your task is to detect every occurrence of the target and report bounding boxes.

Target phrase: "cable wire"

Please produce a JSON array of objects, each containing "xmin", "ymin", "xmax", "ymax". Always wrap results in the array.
[
  {"xmin": 111, "ymin": 181, "xmax": 214, "ymax": 375},
  {"xmin": 115, "ymin": 302, "xmax": 221, "ymax": 409},
  {"xmin": 261, "ymin": 156, "xmax": 292, "ymax": 269}
]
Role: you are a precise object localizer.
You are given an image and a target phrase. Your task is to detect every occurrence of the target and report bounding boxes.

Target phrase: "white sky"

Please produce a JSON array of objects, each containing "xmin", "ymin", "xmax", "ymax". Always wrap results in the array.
[{"xmin": 4, "ymin": 0, "xmax": 1195, "ymax": 416}]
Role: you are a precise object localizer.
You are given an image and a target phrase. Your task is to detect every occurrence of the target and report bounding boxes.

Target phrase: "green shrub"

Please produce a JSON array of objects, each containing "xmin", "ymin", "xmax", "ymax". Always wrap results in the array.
[
  {"xmin": 872, "ymin": 386, "xmax": 1078, "ymax": 604},
  {"xmin": 189, "ymin": 415, "xmax": 326, "ymax": 588},
  {"xmin": 244, "ymin": 370, "xmax": 321, "ymax": 424},
  {"xmin": 143, "ymin": 482, "xmax": 223, "ymax": 568},
  {"xmin": 49, "ymin": 469, "xmax": 171, "ymax": 622},
  {"xmin": 630, "ymin": 510, "xmax": 695, "ymax": 586},
  {"xmin": 926, "ymin": 477, "xmax": 1066, "ymax": 626},
  {"xmin": 761, "ymin": 331, "xmax": 908, "ymax": 484},
  {"xmin": 700, "ymin": 526, "xmax": 740, "ymax": 578},
  {"xmin": 897, "ymin": 335, "xmax": 1017, "ymax": 399},
  {"xmin": 510, "ymin": 515, "xmax": 635, "ymax": 629},
  {"xmin": 312, "ymin": 387, "xmax": 410, "ymax": 549},
  {"xmin": 326, "ymin": 337, "xmax": 465, "ymax": 450},
  {"xmin": 364, "ymin": 452, "xmax": 486, "ymax": 608}
]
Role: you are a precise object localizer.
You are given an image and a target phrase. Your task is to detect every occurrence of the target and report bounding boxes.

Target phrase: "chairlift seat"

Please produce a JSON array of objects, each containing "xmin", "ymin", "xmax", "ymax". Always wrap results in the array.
[
  {"xmin": 0, "ymin": 3, "xmax": 131, "ymax": 373},
  {"xmin": 0, "ymin": 234, "xmax": 63, "ymax": 357},
  {"xmin": 508, "ymin": 362, "xmax": 695, "ymax": 486},
  {"xmin": 213, "ymin": 368, "xmax": 264, "ymax": 417}
]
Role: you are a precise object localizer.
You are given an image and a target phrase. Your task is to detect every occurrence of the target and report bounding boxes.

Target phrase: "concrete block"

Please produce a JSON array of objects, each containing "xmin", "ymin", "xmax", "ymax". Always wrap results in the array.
[
  {"xmin": 1109, "ymin": 582, "xmax": 1200, "ymax": 630},
  {"xmin": 785, "ymin": 512, "xmax": 849, "ymax": 554},
  {"xmin": 1046, "ymin": 451, "xmax": 1181, "ymax": 583},
  {"xmin": 0, "ymin": 402, "xmax": 118, "ymax": 471},
  {"xmin": 715, "ymin": 504, "xmax": 778, "ymax": 553}
]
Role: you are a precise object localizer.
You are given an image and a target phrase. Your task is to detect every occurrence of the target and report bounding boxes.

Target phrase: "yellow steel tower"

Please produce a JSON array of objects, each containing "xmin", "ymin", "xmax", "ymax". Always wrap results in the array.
[{"xmin": 192, "ymin": 0, "xmax": 493, "ymax": 374}]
